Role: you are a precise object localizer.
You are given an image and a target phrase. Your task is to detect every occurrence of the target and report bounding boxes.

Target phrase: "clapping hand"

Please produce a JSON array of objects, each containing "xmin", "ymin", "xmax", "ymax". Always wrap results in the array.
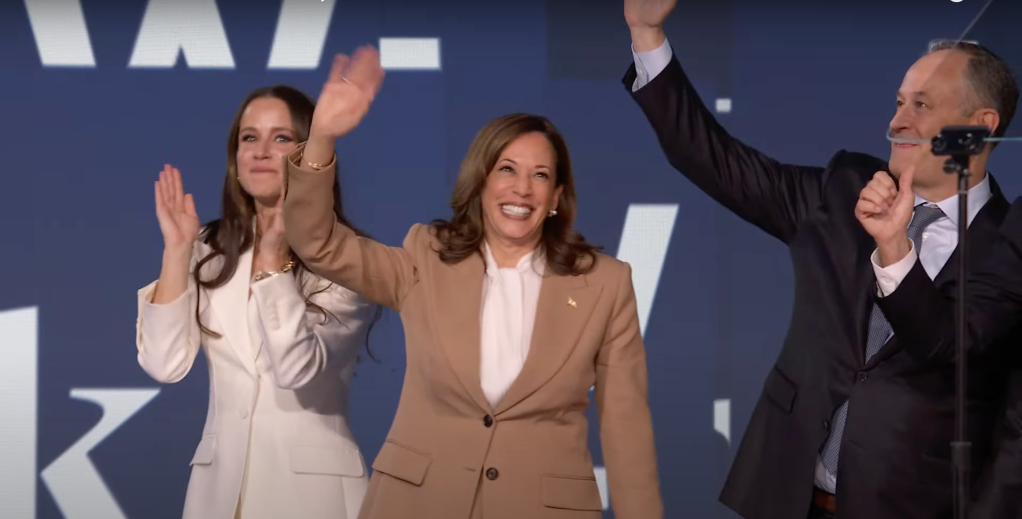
[
  {"xmin": 154, "ymin": 164, "xmax": 200, "ymax": 253},
  {"xmin": 254, "ymin": 190, "xmax": 289, "ymax": 273}
]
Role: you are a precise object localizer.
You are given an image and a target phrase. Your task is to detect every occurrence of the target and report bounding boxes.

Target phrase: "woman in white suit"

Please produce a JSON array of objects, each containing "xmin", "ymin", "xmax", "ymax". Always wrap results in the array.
[{"xmin": 135, "ymin": 85, "xmax": 379, "ymax": 519}]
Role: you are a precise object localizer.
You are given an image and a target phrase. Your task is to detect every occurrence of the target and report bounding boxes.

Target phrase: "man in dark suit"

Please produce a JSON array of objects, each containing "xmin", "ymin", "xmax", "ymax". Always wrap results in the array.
[
  {"xmin": 855, "ymin": 57, "xmax": 1022, "ymax": 519},
  {"xmin": 622, "ymin": 1, "xmax": 1020, "ymax": 518}
]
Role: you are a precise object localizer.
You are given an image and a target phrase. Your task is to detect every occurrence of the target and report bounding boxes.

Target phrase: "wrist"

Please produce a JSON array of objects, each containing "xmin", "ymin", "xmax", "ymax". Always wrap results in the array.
[
  {"xmin": 256, "ymin": 251, "xmax": 289, "ymax": 269},
  {"xmin": 253, "ymin": 255, "xmax": 296, "ymax": 282},
  {"xmin": 876, "ymin": 236, "xmax": 911, "ymax": 267},
  {"xmin": 306, "ymin": 132, "xmax": 336, "ymax": 151},
  {"xmin": 629, "ymin": 26, "xmax": 666, "ymax": 53},
  {"xmin": 162, "ymin": 244, "xmax": 192, "ymax": 263},
  {"xmin": 301, "ymin": 133, "xmax": 336, "ymax": 169}
]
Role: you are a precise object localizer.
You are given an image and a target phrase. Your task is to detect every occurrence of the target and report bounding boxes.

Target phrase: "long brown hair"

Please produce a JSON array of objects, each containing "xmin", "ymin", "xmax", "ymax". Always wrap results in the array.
[
  {"xmin": 430, "ymin": 113, "xmax": 601, "ymax": 275},
  {"xmin": 195, "ymin": 85, "xmax": 380, "ymax": 358}
]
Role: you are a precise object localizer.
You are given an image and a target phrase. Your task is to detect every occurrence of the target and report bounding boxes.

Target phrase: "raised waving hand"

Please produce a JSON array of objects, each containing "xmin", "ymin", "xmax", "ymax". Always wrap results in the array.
[
  {"xmin": 155, "ymin": 164, "xmax": 200, "ymax": 252},
  {"xmin": 151, "ymin": 164, "xmax": 200, "ymax": 304},
  {"xmin": 624, "ymin": 0, "xmax": 677, "ymax": 51},
  {"xmin": 309, "ymin": 46, "xmax": 386, "ymax": 143},
  {"xmin": 624, "ymin": 0, "xmax": 677, "ymax": 29}
]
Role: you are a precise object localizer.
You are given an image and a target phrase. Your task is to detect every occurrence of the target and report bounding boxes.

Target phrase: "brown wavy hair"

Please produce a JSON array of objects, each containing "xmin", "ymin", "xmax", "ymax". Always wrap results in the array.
[
  {"xmin": 430, "ymin": 113, "xmax": 601, "ymax": 275},
  {"xmin": 195, "ymin": 85, "xmax": 381, "ymax": 359}
]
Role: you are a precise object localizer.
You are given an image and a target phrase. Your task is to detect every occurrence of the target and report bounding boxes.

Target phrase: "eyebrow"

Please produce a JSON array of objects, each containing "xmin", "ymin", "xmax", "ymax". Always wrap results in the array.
[
  {"xmin": 240, "ymin": 126, "xmax": 295, "ymax": 134},
  {"xmin": 897, "ymin": 90, "xmax": 931, "ymax": 99},
  {"xmin": 499, "ymin": 158, "xmax": 551, "ymax": 169}
]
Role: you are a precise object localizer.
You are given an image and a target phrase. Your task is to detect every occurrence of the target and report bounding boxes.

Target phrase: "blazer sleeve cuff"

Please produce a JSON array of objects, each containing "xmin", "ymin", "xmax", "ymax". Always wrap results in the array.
[
  {"xmin": 137, "ymin": 281, "xmax": 194, "ymax": 341},
  {"xmin": 249, "ymin": 271, "xmax": 305, "ymax": 332},
  {"xmin": 874, "ymin": 258, "xmax": 940, "ymax": 327},
  {"xmin": 630, "ymin": 37, "xmax": 673, "ymax": 92},
  {"xmin": 871, "ymin": 241, "xmax": 917, "ymax": 297}
]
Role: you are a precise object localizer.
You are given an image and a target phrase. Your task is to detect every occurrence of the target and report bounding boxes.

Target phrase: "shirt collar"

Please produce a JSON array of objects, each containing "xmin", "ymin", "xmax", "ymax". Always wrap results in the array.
[
  {"xmin": 483, "ymin": 241, "xmax": 545, "ymax": 277},
  {"xmin": 914, "ymin": 173, "xmax": 991, "ymax": 229}
]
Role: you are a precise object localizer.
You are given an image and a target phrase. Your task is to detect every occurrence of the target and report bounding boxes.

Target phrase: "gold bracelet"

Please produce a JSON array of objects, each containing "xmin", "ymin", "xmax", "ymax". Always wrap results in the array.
[
  {"xmin": 253, "ymin": 259, "xmax": 296, "ymax": 282},
  {"xmin": 300, "ymin": 149, "xmax": 335, "ymax": 171}
]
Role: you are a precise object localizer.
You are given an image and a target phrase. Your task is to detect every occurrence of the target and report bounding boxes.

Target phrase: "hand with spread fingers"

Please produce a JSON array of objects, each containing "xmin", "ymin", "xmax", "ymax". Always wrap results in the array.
[
  {"xmin": 151, "ymin": 164, "xmax": 200, "ymax": 304},
  {"xmin": 154, "ymin": 164, "xmax": 200, "ymax": 253},
  {"xmin": 309, "ymin": 46, "xmax": 386, "ymax": 143}
]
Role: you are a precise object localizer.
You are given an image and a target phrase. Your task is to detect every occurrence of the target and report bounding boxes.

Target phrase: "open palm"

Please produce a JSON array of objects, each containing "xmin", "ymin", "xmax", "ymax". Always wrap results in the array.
[
  {"xmin": 310, "ymin": 46, "xmax": 386, "ymax": 141},
  {"xmin": 154, "ymin": 164, "xmax": 200, "ymax": 250},
  {"xmin": 624, "ymin": 0, "xmax": 677, "ymax": 28}
]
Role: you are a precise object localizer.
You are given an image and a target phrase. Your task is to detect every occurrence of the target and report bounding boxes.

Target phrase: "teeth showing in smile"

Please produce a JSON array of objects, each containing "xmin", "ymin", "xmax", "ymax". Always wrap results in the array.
[{"xmin": 501, "ymin": 204, "xmax": 532, "ymax": 216}]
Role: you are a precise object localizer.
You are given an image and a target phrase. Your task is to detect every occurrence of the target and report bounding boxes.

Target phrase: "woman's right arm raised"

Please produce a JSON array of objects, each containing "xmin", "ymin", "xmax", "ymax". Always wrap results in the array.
[
  {"xmin": 284, "ymin": 46, "xmax": 418, "ymax": 311},
  {"xmin": 136, "ymin": 165, "xmax": 202, "ymax": 383}
]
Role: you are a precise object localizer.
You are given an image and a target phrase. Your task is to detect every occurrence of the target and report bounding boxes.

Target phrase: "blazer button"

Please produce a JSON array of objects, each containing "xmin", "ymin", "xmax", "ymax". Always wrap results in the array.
[
  {"xmin": 486, "ymin": 468, "xmax": 499, "ymax": 480},
  {"xmin": 483, "ymin": 415, "xmax": 494, "ymax": 427},
  {"xmin": 856, "ymin": 371, "xmax": 868, "ymax": 382},
  {"xmin": 823, "ymin": 420, "xmax": 829, "ymax": 431}
]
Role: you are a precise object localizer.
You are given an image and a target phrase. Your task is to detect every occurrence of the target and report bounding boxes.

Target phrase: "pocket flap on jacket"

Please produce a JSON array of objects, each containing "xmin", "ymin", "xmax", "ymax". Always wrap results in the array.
[
  {"xmin": 190, "ymin": 435, "xmax": 216, "ymax": 466},
  {"xmin": 371, "ymin": 440, "xmax": 432, "ymax": 486},
  {"xmin": 290, "ymin": 445, "xmax": 365, "ymax": 477},
  {"xmin": 541, "ymin": 474, "xmax": 603, "ymax": 511}
]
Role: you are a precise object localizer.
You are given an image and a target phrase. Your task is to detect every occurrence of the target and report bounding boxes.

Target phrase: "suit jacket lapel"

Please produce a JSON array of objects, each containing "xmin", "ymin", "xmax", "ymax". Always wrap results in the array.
[
  {"xmin": 430, "ymin": 252, "xmax": 491, "ymax": 412},
  {"xmin": 818, "ymin": 169, "xmax": 883, "ymax": 365},
  {"xmin": 494, "ymin": 271, "xmax": 602, "ymax": 416},
  {"xmin": 207, "ymin": 245, "xmax": 258, "ymax": 376},
  {"xmin": 932, "ymin": 190, "xmax": 1008, "ymax": 287},
  {"xmin": 850, "ymin": 222, "xmax": 880, "ymax": 362}
]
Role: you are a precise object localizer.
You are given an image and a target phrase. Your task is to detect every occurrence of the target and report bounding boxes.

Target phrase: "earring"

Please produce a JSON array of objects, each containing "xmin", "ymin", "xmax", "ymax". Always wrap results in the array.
[{"xmin": 548, "ymin": 209, "xmax": 557, "ymax": 217}]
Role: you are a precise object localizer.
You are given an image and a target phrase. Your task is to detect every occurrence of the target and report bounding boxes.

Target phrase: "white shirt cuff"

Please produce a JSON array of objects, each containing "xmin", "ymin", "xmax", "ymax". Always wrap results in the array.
[
  {"xmin": 872, "ymin": 241, "xmax": 917, "ymax": 297},
  {"xmin": 631, "ymin": 37, "xmax": 673, "ymax": 92}
]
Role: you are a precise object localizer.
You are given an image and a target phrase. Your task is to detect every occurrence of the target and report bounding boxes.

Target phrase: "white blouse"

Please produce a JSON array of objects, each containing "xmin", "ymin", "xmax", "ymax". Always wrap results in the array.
[{"xmin": 479, "ymin": 242, "xmax": 545, "ymax": 408}]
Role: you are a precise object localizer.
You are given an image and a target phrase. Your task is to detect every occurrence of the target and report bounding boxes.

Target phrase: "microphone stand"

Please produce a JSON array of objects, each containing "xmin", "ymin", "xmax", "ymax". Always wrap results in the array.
[
  {"xmin": 944, "ymin": 153, "xmax": 970, "ymax": 519},
  {"xmin": 932, "ymin": 125, "xmax": 989, "ymax": 519}
]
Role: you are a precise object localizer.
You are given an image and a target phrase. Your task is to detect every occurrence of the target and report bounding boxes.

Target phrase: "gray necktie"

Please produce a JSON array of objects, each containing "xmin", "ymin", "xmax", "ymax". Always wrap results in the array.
[{"xmin": 819, "ymin": 203, "xmax": 946, "ymax": 476}]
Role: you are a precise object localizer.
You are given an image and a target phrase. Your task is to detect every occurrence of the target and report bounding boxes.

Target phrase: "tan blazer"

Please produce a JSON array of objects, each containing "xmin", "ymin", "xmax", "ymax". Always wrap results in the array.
[{"xmin": 283, "ymin": 144, "xmax": 662, "ymax": 519}]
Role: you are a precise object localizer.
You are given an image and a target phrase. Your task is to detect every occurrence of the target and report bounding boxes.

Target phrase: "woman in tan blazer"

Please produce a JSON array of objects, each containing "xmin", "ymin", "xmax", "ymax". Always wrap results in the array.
[{"xmin": 282, "ymin": 47, "xmax": 663, "ymax": 519}]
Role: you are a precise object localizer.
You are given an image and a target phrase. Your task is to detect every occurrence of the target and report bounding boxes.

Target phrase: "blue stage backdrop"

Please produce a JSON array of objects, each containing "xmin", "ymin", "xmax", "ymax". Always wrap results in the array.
[{"xmin": 2, "ymin": 0, "xmax": 1020, "ymax": 518}]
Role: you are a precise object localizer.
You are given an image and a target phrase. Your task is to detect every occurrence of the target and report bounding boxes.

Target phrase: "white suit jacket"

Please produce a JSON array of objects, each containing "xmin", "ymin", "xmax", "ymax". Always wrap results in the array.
[{"xmin": 136, "ymin": 239, "xmax": 374, "ymax": 519}]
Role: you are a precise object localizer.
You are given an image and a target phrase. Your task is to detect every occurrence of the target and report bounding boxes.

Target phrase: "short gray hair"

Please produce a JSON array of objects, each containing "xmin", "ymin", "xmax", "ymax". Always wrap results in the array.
[{"xmin": 926, "ymin": 39, "xmax": 1018, "ymax": 142}]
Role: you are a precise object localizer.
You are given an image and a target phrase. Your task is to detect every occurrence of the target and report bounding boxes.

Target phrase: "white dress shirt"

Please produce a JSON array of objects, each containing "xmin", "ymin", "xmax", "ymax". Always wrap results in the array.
[
  {"xmin": 479, "ymin": 242, "xmax": 545, "ymax": 408},
  {"xmin": 872, "ymin": 176, "xmax": 992, "ymax": 295},
  {"xmin": 631, "ymin": 38, "xmax": 994, "ymax": 494},
  {"xmin": 631, "ymin": 37, "xmax": 674, "ymax": 92}
]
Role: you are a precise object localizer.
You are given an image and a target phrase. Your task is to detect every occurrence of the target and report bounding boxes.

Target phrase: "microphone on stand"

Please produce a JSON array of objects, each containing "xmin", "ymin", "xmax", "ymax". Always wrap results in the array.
[{"xmin": 931, "ymin": 125, "xmax": 991, "ymax": 519}]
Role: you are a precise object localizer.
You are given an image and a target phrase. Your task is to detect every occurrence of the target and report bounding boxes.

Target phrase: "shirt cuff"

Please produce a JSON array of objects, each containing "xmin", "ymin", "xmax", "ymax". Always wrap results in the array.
[
  {"xmin": 872, "ymin": 241, "xmax": 917, "ymax": 297},
  {"xmin": 631, "ymin": 37, "xmax": 673, "ymax": 92}
]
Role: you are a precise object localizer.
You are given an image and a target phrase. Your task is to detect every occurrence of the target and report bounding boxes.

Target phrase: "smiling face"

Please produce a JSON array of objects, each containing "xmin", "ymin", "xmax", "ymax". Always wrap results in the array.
[
  {"xmin": 235, "ymin": 96, "xmax": 299, "ymax": 205},
  {"xmin": 479, "ymin": 132, "xmax": 564, "ymax": 250},
  {"xmin": 889, "ymin": 49, "xmax": 998, "ymax": 191}
]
